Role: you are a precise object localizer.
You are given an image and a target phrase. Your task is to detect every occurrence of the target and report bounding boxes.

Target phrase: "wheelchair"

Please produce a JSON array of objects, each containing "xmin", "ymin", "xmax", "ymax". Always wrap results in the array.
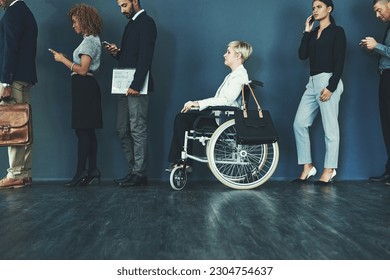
[{"xmin": 169, "ymin": 80, "xmax": 279, "ymax": 191}]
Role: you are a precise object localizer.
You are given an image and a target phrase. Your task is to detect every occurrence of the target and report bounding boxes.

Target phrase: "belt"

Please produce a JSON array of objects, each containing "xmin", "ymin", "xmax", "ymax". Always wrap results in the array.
[
  {"xmin": 71, "ymin": 72, "xmax": 94, "ymax": 76},
  {"xmin": 379, "ymin": 69, "xmax": 390, "ymax": 75}
]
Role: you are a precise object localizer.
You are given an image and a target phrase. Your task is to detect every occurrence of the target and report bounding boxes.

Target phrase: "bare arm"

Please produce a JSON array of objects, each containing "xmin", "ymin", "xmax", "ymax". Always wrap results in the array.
[{"xmin": 49, "ymin": 48, "xmax": 92, "ymax": 76}]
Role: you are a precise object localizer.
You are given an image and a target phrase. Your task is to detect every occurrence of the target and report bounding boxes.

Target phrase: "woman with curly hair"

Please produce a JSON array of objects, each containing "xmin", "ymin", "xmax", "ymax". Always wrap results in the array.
[{"xmin": 49, "ymin": 4, "xmax": 103, "ymax": 187}]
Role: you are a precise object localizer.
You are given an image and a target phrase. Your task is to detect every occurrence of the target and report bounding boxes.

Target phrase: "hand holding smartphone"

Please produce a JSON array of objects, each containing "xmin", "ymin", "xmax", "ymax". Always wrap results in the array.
[
  {"xmin": 309, "ymin": 15, "xmax": 315, "ymax": 25},
  {"xmin": 103, "ymin": 41, "xmax": 120, "ymax": 56}
]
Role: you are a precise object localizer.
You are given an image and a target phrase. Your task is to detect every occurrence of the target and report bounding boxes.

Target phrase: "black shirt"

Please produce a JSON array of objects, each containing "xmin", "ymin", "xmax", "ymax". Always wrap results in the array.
[{"xmin": 299, "ymin": 23, "xmax": 346, "ymax": 92}]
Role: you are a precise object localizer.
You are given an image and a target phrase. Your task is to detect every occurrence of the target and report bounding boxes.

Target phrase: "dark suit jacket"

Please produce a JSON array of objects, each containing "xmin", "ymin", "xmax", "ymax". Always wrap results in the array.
[
  {"xmin": 0, "ymin": 1, "xmax": 38, "ymax": 85},
  {"xmin": 116, "ymin": 11, "xmax": 157, "ymax": 92}
]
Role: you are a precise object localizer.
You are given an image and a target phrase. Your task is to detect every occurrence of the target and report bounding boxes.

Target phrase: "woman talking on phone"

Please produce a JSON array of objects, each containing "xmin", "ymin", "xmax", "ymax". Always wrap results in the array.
[
  {"xmin": 49, "ymin": 4, "xmax": 103, "ymax": 187},
  {"xmin": 292, "ymin": 0, "xmax": 346, "ymax": 184}
]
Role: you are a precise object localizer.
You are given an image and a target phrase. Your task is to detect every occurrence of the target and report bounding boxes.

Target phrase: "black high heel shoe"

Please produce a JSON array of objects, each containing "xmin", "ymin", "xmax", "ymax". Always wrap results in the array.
[
  {"xmin": 65, "ymin": 170, "xmax": 88, "ymax": 187},
  {"xmin": 84, "ymin": 169, "xmax": 101, "ymax": 185},
  {"xmin": 314, "ymin": 169, "xmax": 337, "ymax": 185},
  {"xmin": 291, "ymin": 166, "xmax": 317, "ymax": 183}
]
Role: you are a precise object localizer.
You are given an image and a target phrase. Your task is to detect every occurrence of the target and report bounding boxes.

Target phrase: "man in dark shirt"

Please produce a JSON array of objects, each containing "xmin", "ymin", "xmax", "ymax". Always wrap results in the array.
[
  {"xmin": 0, "ymin": 0, "xmax": 37, "ymax": 189},
  {"xmin": 361, "ymin": 0, "xmax": 390, "ymax": 184},
  {"xmin": 105, "ymin": 0, "xmax": 157, "ymax": 187}
]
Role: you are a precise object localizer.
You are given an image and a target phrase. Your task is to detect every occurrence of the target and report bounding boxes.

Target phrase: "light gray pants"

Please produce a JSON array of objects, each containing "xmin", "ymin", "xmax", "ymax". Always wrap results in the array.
[
  {"xmin": 116, "ymin": 94, "xmax": 149, "ymax": 177},
  {"xmin": 293, "ymin": 73, "xmax": 343, "ymax": 169},
  {"xmin": 3, "ymin": 81, "xmax": 32, "ymax": 179}
]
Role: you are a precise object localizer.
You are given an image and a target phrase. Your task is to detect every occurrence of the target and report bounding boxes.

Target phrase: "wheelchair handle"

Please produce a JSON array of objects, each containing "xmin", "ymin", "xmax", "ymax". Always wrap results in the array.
[{"xmin": 247, "ymin": 80, "xmax": 264, "ymax": 88}]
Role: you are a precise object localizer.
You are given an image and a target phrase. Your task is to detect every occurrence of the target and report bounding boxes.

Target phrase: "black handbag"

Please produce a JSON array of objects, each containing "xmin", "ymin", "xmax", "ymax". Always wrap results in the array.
[{"xmin": 234, "ymin": 84, "xmax": 278, "ymax": 144}]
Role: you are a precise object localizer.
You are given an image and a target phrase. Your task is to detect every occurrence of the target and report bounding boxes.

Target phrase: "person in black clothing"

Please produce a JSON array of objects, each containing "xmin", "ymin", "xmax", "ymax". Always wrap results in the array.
[
  {"xmin": 361, "ymin": 0, "xmax": 390, "ymax": 185},
  {"xmin": 292, "ymin": 0, "xmax": 346, "ymax": 184},
  {"xmin": 50, "ymin": 4, "xmax": 103, "ymax": 187},
  {"xmin": 105, "ymin": 0, "xmax": 157, "ymax": 187},
  {"xmin": 0, "ymin": 0, "xmax": 37, "ymax": 189}
]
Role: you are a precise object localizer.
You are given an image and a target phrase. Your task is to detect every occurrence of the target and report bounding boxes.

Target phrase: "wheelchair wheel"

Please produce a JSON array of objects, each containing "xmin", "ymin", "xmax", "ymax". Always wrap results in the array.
[
  {"xmin": 170, "ymin": 166, "xmax": 188, "ymax": 190},
  {"xmin": 206, "ymin": 119, "xmax": 279, "ymax": 190}
]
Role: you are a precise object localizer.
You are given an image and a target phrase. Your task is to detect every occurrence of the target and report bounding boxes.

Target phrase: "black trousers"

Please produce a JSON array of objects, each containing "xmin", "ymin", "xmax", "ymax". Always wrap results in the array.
[
  {"xmin": 379, "ymin": 72, "xmax": 390, "ymax": 173},
  {"xmin": 168, "ymin": 112, "xmax": 217, "ymax": 164}
]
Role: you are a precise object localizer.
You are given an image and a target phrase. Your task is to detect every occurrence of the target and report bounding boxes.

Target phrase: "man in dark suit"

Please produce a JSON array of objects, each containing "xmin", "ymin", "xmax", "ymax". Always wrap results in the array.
[
  {"xmin": 0, "ymin": 0, "xmax": 37, "ymax": 189},
  {"xmin": 361, "ymin": 0, "xmax": 390, "ymax": 185},
  {"xmin": 106, "ymin": 0, "xmax": 157, "ymax": 187}
]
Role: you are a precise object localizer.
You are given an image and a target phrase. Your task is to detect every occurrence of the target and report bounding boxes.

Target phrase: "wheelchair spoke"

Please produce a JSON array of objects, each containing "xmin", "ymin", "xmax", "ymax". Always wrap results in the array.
[{"xmin": 207, "ymin": 119, "xmax": 279, "ymax": 189}]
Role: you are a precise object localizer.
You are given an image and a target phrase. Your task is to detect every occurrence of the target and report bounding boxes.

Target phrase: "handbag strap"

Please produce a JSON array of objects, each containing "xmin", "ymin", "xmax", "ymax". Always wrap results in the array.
[{"xmin": 241, "ymin": 84, "xmax": 263, "ymax": 119}]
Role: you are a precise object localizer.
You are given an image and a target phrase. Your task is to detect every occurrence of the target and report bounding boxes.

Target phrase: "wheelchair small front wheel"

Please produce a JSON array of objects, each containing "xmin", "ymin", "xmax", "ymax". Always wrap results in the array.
[{"xmin": 169, "ymin": 166, "xmax": 188, "ymax": 191}]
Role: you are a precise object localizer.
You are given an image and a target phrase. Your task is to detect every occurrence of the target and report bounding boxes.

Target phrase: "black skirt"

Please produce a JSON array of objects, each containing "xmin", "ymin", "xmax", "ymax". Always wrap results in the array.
[{"xmin": 71, "ymin": 74, "xmax": 103, "ymax": 129}]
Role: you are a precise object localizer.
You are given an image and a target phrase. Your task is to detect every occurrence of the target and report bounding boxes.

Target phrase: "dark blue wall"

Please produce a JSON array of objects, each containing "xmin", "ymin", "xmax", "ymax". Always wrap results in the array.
[{"xmin": 0, "ymin": 0, "xmax": 385, "ymax": 180}]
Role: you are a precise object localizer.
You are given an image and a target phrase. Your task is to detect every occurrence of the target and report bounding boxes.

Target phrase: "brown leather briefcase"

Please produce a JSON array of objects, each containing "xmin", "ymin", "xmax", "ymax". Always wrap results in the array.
[{"xmin": 0, "ymin": 102, "xmax": 33, "ymax": 146}]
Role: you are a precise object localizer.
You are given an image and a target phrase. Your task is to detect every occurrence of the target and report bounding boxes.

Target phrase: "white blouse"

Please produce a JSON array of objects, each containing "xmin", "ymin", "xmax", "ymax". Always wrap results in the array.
[{"xmin": 197, "ymin": 64, "xmax": 249, "ymax": 111}]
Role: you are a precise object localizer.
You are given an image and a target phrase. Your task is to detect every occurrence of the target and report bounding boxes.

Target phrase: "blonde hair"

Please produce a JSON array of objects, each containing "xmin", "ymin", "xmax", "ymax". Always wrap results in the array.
[{"xmin": 228, "ymin": 41, "xmax": 253, "ymax": 62}]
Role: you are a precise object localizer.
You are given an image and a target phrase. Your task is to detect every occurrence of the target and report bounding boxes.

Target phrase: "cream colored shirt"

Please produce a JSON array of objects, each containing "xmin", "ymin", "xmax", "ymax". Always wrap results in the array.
[{"xmin": 197, "ymin": 64, "xmax": 249, "ymax": 111}]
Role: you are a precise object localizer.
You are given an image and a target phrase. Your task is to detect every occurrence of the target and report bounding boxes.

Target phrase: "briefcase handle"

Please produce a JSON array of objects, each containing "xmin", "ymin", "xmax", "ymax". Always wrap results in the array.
[
  {"xmin": 241, "ymin": 83, "xmax": 263, "ymax": 119},
  {"xmin": 0, "ymin": 96, "xmax": 17, "ymax": 104}
]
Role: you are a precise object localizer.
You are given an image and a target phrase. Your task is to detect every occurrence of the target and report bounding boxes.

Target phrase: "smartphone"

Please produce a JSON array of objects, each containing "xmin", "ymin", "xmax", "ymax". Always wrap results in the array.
[
  {"xmin": 102, "ymin": 41, "xmax": 111, "ymax": 46},
  {"xmin": 309, "ymin": 16, "xmax": 315, "ymax": 24}
]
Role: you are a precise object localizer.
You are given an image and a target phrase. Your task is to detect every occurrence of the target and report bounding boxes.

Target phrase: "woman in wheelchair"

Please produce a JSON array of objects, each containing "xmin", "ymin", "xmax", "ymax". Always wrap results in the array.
[{"xmin": 166, "ymin": 40, "xmax": 253, "ymax": 172}]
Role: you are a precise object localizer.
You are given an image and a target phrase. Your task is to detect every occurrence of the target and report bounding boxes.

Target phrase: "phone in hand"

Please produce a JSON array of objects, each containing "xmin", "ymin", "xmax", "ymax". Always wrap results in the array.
[{"xmin": 309, "ymin": 16, "xmax": 315, "ymax": 24}]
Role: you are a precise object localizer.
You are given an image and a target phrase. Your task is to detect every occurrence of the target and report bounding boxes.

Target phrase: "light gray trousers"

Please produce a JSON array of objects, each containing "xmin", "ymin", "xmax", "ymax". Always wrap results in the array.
[{"xmin": 293, "ymin": 73, "xmax": 343, "ymax": 169}]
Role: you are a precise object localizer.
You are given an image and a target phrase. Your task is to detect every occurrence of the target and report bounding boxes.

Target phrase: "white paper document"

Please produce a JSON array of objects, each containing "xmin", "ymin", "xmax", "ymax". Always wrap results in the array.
[{"xmin": 111, "ymin": 68, "xmax": 149, "ymax": 95}]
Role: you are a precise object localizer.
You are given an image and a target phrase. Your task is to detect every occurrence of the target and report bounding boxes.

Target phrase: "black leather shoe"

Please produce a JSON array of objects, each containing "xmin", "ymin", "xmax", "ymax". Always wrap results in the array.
[
  {"xmin": 119, "ymin": 174, "xmax": 147, "ymax": 187},
  {"xmin": 369, "ymin": 172, "xmax": 390, "ymax": 182},
  {"xmin": 114, "ymin": 173, "xmax": 133, "ymax": 185},
  {"xmin": 65, "ymin": 170, "xmax": 88, "ymax": 187}
]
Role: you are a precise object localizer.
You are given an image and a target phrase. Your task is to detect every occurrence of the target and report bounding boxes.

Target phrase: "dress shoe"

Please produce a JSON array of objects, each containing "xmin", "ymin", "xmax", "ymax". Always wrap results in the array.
[
  {"xmin": 119, "ymin": 174, "xmax": 147, "ymax": 187},
  {"xmin": 24, "ymin": 177, "xmax": 32, "ymax": 186},
  {"xmin": 0, "ymin": 177, "xmax": 25, "ymax": 189},
  {"xmin": 114, "ymin": 173, "xmax": 133, "ymax": 185},
  {"xmin": 65, "ymin": 170, "xmax": 88, "ymax": 187},
  {"xmin": 84, "ymin": 169, "xmax": 101, "ymax": 185},
  {"xmin": 369, "ymin": 172, "xmax": 390, "ymax": 182},
  {"xmin": 314, "ymin": 169, "xmax": 337, "ymax": 185},
  {"xmin": 291, "ymin": 166, "xmax": 317, "ymax": 183}
]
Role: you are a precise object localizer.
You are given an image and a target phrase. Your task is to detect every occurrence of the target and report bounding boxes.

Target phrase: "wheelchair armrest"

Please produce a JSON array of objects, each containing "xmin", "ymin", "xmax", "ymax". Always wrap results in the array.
[
  {"xmin": 193, "ymin": 113, "xmax": 218, "ymax": 131},
  {"xmin": 205, "ymin": 106, "xmax": 240, "ymax": 111},
  {"xmin": 193, "ymin": 106, "xmax": 239, "ymax": 131}
]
